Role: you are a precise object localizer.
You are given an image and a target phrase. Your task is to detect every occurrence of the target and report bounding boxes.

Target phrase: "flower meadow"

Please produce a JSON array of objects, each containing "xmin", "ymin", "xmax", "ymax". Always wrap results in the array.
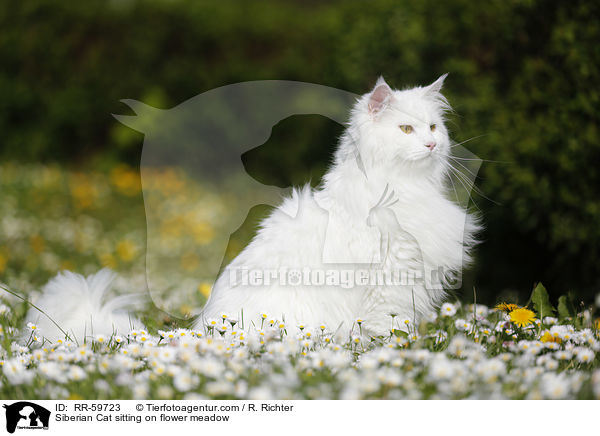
[
  {"xmin": 2, "ymin": 296, "xmax": 600, "ymax": 400},
  {"xmin": 2, "ymin": 164, "xmax": 600, "ymax": 400}
]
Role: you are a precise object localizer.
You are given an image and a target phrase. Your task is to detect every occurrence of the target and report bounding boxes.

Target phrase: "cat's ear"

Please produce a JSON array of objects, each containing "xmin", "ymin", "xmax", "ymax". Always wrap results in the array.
[
  {"xmin": 368, "ymin": 77, "xmax": 393, "ymax": 115},
  {"xmin": 423, "ymin": 73, "xmax": 448, "ymax": 95}
]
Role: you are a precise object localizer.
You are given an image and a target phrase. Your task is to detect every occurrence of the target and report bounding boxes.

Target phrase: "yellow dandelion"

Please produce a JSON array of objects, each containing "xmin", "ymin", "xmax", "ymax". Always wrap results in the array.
[
  {"xmin": 509, "ymin": 307, "xmax": 536, "ymax": 327},
  {"xmin": 540, "ymin": 331, "xmax": 562, "ymax": 344},
  {"xmin": 495, "ymin": 302, "xmax": 519, "ymax": 313}
]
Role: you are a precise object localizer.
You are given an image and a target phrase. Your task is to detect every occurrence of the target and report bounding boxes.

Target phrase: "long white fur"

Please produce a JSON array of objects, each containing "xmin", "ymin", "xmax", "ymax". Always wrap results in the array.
[
  {"xmin": 25, "ymin": 269, "xmax": 144, "ymax": 342},
  {"xmin": 197, "ymin": 75, "xmax": 481, "ymax": 337},
  {"xmin": 28, "ymin": 76, "xmax": 479, "ymax": 341}
]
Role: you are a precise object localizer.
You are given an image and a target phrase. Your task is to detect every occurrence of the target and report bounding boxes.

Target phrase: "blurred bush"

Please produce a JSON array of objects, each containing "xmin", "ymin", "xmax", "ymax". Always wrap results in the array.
[{"xmin": 1, "ymin": 0, "xmax": 599, "ymax": 302}]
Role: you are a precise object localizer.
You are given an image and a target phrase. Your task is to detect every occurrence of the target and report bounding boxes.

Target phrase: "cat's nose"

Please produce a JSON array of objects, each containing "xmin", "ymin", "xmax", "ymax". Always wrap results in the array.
[{"xmin": 425, "ymin": 142, "xmax": 436, "ymax": 150}]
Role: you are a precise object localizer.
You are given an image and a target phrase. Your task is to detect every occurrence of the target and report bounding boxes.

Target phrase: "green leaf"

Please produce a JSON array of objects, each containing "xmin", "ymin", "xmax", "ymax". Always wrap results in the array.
[
  {"xmin": 530, "ymin": 283, "xmax": 556, "ymax": 319},
  {"xmin": 557, "ymin": 295, "xmax": 575, "ymax": 321},
  {"xmin": 393, "ymin": 329, "xmax": 408, "ymax": 339}
]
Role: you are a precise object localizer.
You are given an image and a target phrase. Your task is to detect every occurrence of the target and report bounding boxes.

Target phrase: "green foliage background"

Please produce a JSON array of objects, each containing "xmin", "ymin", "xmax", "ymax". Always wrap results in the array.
[{"xmin": 1, "ymin": 0, "xmax": 599, "ymax": 303}]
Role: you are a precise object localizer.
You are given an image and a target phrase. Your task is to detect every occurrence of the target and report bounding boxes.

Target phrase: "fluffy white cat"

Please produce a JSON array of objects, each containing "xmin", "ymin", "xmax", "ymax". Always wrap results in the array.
[
  {"xmin": 197, "ymin": 75, "xmax": 480, "ymax": 337},
  {"xmin": 24, "ymin": 75, "xmax": 479, "ymax": 342}
]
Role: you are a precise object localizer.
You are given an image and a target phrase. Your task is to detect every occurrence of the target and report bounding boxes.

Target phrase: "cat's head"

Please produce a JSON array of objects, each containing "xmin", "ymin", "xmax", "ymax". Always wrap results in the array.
[{"xmin": 349, "ymin": 75, "xmax": 451, "ymax": 176}]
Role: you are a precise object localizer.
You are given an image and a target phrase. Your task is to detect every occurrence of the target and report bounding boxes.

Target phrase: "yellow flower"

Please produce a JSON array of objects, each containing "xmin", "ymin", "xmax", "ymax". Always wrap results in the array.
[
  {"xmin": 110, "ymin": 165, "xmax": 141, "ymax": 196},
  {"xmin": 116, "ymin": 239, "xmax": 137, "ymax": 262},
  {"xmin": 69, "ymin": 173, "xmax": 97, "ymax": 209},
  {"xmin": 179, "ymin": 304, "xmax": 192, "ymax": 317},
  {"xmin": 540, "ymin": 331, "xmax": 562, "ymax": 344},
  {"xmin": 509, "ymin": 308, "xmax": 536, "ymax": 327},
  {"xmin": 190, "ymin": 220, "xmax": 215, "ymax": 245},
  {"xmin": 495, "ymin": 302, "xmax": 519, "ymax": 313},
  {"xmin": 198, "ymin": 283, "xmax": 212, "ymax": 298}
]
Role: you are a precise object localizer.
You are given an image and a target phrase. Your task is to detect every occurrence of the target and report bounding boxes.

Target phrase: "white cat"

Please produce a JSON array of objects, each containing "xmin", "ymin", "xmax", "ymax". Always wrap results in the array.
[
  {"xmin": 197, "ymin": 75, "xmax": 480, "ymax": 337},
  {"xmin": 25, "ymin": 75, "xmax": 480, "ymax": 342}
]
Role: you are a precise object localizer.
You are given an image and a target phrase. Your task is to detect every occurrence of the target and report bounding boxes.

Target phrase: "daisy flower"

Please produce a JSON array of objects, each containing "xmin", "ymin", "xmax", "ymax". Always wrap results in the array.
[
  {"xmin": 440, "ymin": 302, "xmax": 457, "ymax": 317},
  {"xmin": 575, "ymin": 347, "xmax": 595, "ymax": 363}
]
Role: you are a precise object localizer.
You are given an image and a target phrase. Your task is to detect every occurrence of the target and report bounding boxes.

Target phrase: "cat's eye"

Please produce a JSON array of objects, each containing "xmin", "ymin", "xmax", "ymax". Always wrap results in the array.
[
  {"xmin": 430, "ymin": 124, "xmax": 436, "ymax": 132},
  {"xmin": 399, "ymin": 125, "xmax": 413, "ymax": 134}
]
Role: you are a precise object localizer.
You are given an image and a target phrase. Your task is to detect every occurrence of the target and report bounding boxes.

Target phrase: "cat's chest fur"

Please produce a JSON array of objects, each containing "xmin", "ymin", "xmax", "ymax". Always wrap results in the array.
[
  {"xmin": 387, "ymin": 184, "xmax": 469, "ymax": 272},
  {"xmin": 321, "ymin": 167, "xmax": 469, "ymax": 275}
]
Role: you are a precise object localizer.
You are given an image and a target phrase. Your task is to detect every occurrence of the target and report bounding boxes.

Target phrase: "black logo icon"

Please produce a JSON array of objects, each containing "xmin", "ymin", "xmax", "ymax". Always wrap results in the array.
[{"xmin": 3, "ymin": 402, "xmax": 50, "ymax": 433}]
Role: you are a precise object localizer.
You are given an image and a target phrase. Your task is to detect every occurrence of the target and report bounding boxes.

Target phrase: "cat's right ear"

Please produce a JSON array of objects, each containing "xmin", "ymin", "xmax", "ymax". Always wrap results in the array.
[{"xmin": 368, "ymin": 77, "xmax": 393, "ymax": 115}]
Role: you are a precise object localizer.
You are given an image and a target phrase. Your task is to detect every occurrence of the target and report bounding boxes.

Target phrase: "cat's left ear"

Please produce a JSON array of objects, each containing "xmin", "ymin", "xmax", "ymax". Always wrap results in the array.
[
  {"xmin": 423, "ymin": 73, "xmax": 448, "ymax": 95},
  {"xmin": 368, "ymin": 76, "xmax": 393, "ymax": 115}
]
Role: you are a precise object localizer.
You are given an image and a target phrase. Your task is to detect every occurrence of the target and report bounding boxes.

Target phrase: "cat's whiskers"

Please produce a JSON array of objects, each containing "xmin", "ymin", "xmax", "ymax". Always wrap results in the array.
[
  {"xmin": 449, "ymin": 134, "xmax": 488, "ymax": 148},
  {"xmin": 448, "ymin": 155, "xmax": 508, "ymax": 164},
  {"xmin": 442, "ymin": 161, "xmax": 481, "ymax": 211},
  {"xmin": 443, "ymin": 160, "xmax": 499, "ymax": 206},
  {"xmin": 445, "ymin": 163, "xmax": 464, "ymax": 208},
  {"xmin": 446, "ymin": 155, "xmax": 480, "ymax": 180}
]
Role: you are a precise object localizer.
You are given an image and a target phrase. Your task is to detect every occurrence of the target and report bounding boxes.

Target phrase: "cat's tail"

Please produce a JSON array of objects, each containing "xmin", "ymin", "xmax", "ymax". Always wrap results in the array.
[{"xmin": 24, "ymin": 269, "xmax": 145, "ymax": 343}]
